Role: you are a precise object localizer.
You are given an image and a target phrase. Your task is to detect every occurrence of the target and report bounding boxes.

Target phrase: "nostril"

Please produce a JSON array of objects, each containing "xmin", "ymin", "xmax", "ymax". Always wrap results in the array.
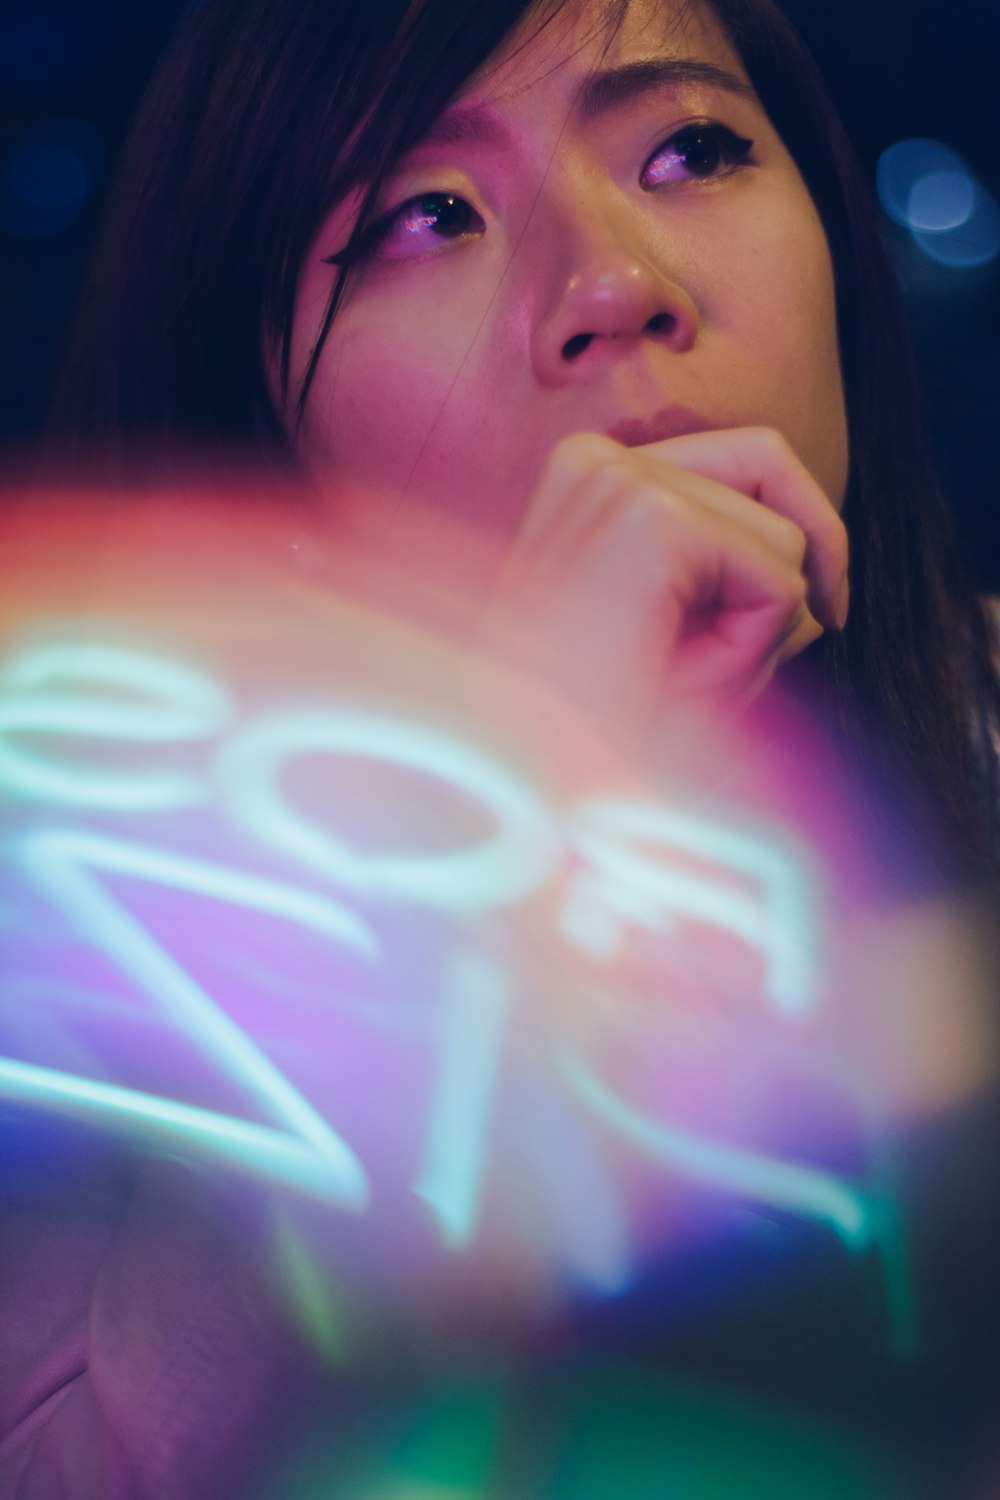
[
  {"xmin": 645, "ymin": 312, "xmax": 676, "ymax": 335},
  {"xmin": 562, "ymin": 332, "xmax": 594, "ymax": 360}
]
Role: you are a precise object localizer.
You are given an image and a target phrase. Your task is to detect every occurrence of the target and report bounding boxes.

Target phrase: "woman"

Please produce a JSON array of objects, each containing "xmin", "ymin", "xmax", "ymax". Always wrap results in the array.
[
  {"xmin": 9, "ymin": 0, "xmax": 998, "ymax": 1494},
  {"xmin": 54, "ymin": 0, "xmax": 1000, "ymax": 882}
]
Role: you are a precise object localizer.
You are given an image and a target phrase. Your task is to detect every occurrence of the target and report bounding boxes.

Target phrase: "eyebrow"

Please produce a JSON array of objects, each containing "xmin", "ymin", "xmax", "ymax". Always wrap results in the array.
[
  {"xmin": 578, "ymin": 57, "xmax": 757, "ymax": 118},
  {"xmin": 417, "ymin": 56, "xmax": 757, "ymax": 149}
]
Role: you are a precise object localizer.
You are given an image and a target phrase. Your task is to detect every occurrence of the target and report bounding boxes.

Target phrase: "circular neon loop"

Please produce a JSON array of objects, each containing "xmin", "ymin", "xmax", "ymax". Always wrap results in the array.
[
  {"xmin": 0, "ymin": 641, "xmax": 233, "ymax": 808},
  {"xmin": 214, "ymin": 710, "xmax": 562, "ymax": 911},
  {"xmin": 0, "ymin": 641, "xmax": 233, "ymax": 735}
]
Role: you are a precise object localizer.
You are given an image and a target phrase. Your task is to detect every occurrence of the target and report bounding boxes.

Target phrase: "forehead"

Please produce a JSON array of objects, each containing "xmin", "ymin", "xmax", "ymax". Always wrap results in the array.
[{"xmin": 470, "ymin": 0, "xmax": 748, "ymax": 106}]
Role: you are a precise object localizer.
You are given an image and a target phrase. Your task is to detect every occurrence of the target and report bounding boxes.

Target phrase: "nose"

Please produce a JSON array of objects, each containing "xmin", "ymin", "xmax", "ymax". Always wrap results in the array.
[{"xmin": 530, "ymin": 206, "xmax": 699, "ymax": 387}]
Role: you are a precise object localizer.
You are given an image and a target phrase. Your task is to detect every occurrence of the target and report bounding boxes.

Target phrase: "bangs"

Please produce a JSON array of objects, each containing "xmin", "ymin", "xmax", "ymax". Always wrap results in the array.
[{"xmin": 283, "ymin": 0, "xmax": 635, "ymax": 425}]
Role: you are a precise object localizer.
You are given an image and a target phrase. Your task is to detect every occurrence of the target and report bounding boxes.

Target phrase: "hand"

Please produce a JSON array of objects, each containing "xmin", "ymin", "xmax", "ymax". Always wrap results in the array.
[{"xmin": 484, "ymin": 425, "xmax": 849, "ymax": 740}]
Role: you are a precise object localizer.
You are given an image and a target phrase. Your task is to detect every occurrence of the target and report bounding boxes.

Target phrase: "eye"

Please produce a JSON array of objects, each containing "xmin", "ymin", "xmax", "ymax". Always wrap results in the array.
[
  {"xmin": 327, "ymin": 193, "xmax": 485, "ymax": 266},
  {"xmin": 641, "ymin": 123, "xmax": 754, "ymax": 189}
]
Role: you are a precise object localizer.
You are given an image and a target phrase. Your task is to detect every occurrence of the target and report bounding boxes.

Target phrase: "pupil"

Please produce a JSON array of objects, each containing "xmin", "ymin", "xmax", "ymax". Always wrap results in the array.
[
  {"xmin": 425, "ymin": 195, "xmax": 468, "ymax": 236},
  {"xmin": 678, "ymin": 129, "xmax": 721, "ymax": 176}
]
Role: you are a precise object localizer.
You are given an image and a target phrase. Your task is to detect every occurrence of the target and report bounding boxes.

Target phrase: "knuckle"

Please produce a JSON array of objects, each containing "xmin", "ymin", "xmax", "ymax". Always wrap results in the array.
[
  {"xmin": 593, "ymin": 455, "xmax": 673, "ymax": 514},
  {"xmin": 788, "ymin": 574, "xmax": 809, "ymax": 612},
  {"xmin": 771, "ymin": 509, "xmax": 808, "ymax": 555},
  {"xmin": 623, "ymin": 480, "xmax": 676, "ymax": 526},
  {"xmin": 751, "ymin": 425, "xmax": 794, "ymax": 463},
  {"xmin": 773, "ymin": 569, "xmax": 808, "ymax": 615},
  {"xmin": 814, "ymin": 510, "xmax": 849, "ymax": 572},
  {"xmin": 545, "ymin": 431, "xmax": 620, "ymax": 483},
  {"xmin": 833, "ymin": 513, "xmax": 850, "ymax": 558}
]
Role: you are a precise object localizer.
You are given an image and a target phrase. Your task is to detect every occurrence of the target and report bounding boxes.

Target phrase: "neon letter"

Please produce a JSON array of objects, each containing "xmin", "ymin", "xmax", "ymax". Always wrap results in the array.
[
  {"xmin": 561, "ymin": 799, "xmax": 820, "ymax": 1017},
  {"xmin": 558, "ymin": 1050, "xmax": 872, "ymax": 1248},
  {"xmin": 213, "ymin": 710, "xmax": 562, "ymax": 912},
  {"xmin": 8, "ymin": 828, "xmax": 374, "ymax": 1205},
  {"xmin": 410, "ymin": 949, "xmax": 509, "ymax": 1249},
  {"xmin": 0, "ymin": 639, "xmax": 232, "ymax": 810}
]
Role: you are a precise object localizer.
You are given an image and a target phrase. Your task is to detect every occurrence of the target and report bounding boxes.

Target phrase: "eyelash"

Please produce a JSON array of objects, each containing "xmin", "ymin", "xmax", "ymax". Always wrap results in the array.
[
  {"xmin": 325, "ymin": 121, "xmax": 755, "ymax": 267},
  {"xmin": 641, "ymin": 121, "xmax": 754, "ymax": 188},
  {"xmin": 324, "ymin": 195, "xmax": 483, "ymax": 269}
]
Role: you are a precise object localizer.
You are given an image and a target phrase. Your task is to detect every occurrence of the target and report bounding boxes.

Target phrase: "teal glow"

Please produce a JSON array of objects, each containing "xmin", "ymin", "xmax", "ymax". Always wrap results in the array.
[
  {"xmin": 12, "ymin": 829, "xmax": 373, "ymax": 1206},
  {"xmin": 0, "ymin": 1054, "xmax": 352, "ymax": 1196},
  {"xmin": 271, "ymin": 1208, "xmax": 351, "ymax": 1363},
  {"xmin": 0, "ymin": 639, "xmax": 232, "ymax": 809},
  {"xmin": 213, "ymin": 710, "xmax": 561, "ymax": 911},
  {"xmin": 563, "ymin": 801, "xmax": 818, "ymax": 1017},
  {"xmin": 14, "ymin": 828, "xmax": 379, "ymax": 955},
  {"xmin": 411, "ymin": 949, "xmax": 509, "ymax": 1248},
  {"xmin": 513, "ymin": 1077, "xmax": 631, "ymax": 1292},
  {"xmin": 388, "ymin": 1386, "xmax": 505, "ymax": 1493},
  {"xmin": 560, "ymin": 1052, "xmax": 872, "ymax": 1247},
  {"xmin": 546, "ymin": 1366, "xmax": 911, "ymax": 1500},
  {"xmin": 860, "ymin": 1157, "xmax": 919, "ymax": 1358}
]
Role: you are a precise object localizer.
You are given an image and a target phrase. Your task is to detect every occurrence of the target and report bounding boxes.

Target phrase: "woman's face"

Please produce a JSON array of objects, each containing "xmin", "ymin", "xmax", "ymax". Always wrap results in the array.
[{"xmin": 286, "ymin": 0, "xmax": 848, "ymax": 550}]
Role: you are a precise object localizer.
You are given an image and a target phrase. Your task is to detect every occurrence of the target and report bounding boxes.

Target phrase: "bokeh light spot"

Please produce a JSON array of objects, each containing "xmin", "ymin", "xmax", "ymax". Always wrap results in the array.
[
  {"xmin": 878, "ymin": 137, "xmax": 1000, "ymax": 272},
  {"xmin": 913, "ymin": 182, "xmax": 1000, "ymax": 269},
  {"xmin": 1, "ymin": 120, "xmax": 104, "ymax": 239},
  {"xmin": 907, "ymin": 169, "xmax": 975, "ymax": 233},
  {"xmin": 877, "ymin": 138, "xmax": 967, "ymax": 227}
]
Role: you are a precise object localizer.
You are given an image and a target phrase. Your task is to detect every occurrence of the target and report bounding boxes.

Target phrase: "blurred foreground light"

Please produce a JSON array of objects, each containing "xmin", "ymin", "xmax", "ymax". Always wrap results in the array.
[
  {"xmin": 1, "ymin": 484, "xmax": 997, "ymax": 1345},
  {"xmin": 1, "ymin": 119, "xmax": 104, "ymax": 239},
  {"xmin": 877, "ymin": 137, "xmax": 1000, "ymax": 271}
]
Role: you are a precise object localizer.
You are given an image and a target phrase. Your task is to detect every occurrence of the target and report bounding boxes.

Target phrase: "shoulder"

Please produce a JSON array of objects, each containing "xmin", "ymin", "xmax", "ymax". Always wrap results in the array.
[{"xmin": 0, "ymin": 1148, "xmax": 328, "ymax": 1500}]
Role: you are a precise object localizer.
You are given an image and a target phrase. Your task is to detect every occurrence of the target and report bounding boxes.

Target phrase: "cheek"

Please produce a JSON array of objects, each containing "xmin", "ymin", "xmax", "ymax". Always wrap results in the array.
[
  {"xmin": 308, "ymin": 339, "xmax": 488, "ymax": 487},
  {"xmin": 792, "ymin": 240, "xmax": 849, "ymax": 509},
  {"xmin": 736, "ymin": 207, "xmax": 848, "ymax": 507},
  {"xmin": 298, "ymin": 321, "xmax": 442, "ymax": 477},
  {"xmin": 291, "ymin": 267, "xmax": 502, "ymax": 491},
  {"xmin": 292, "ymin": 302, "xmax": 533, "ymax": 551}
]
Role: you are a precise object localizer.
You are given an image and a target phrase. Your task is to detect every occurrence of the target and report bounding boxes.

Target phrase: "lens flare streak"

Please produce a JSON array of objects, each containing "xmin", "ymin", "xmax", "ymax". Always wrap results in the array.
[
  {"xmin": 411, "ymin": 949, "xmax": 510, "ymax": 1249},
  {"xmin": 10, "ymin": 826, "xmax": 373, "ymax": 1208},
  {"xmin": 559, "ymin": 1051, "xmax": 872, "ymax": 1246}
]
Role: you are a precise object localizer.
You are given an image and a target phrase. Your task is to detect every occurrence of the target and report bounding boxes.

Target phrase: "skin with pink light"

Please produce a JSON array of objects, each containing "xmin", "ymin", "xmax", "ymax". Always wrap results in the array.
[{"xmin": 283, "ymin": 0, "xmax": 850, "ymax": 723}]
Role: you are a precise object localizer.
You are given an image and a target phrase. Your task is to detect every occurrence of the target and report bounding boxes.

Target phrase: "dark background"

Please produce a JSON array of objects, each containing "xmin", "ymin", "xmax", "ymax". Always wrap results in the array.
[{"xmin": 0, "ymin": 0, "xmax": 997, "ymax": 586}]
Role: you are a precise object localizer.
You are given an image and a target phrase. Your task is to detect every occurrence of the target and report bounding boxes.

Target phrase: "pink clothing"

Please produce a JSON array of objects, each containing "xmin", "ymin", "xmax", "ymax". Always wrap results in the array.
[{"xmin": 0, "ymin": 1153, "xmax": 323, "ymax": 1500}]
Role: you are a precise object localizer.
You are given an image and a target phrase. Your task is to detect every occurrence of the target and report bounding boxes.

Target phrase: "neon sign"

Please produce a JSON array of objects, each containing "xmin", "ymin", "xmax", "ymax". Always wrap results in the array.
[{"xmin": 0, "ymin": 627, "xmax": 903, "ymax": 1324}]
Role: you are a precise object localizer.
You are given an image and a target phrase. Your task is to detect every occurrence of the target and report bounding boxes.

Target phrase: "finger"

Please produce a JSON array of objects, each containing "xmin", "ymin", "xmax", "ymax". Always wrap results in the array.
[
  {"xmin": 626, "ymin": 451, "xmax": 809, "ymax": 576},
  {"xmin": 665, "ymin": 499, "xmax": 813, "ymax": 694},
  {"xmin": 512, "ymin": 435, "xmax": 806, "ymax": 588},
  {"xmin": 636, "ymin": 426, "xmax": 849, "ymax": 629},
  {"xmin": 496, "ymin": 461, "xmax": 813, "ymax": 708},
  {"xmin": 508, "ymin": 435, "xmax": 812, "ymax": 643},
  {"xmin": 512, "ymin": 432, "xmax": 631, "ymax": 555}
]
